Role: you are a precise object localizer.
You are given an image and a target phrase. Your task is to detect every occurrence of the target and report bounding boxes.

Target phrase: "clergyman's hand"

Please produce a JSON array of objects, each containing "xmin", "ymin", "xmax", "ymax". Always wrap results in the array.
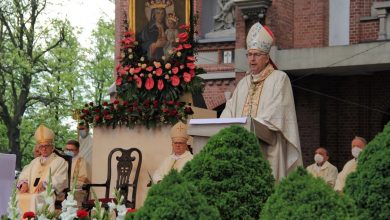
[
  {"xmin": 19, "ymin": 183, "xmax": 29, "ymax": 193},
  {"xmin": 34, "ymin": 181, "xmax": 45, "ymax": 193}
]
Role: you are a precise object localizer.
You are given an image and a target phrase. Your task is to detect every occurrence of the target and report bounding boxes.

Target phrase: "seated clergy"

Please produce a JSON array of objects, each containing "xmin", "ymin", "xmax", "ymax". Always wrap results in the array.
[
  {"xmin": 334, "ymin": 136, "xmax": 366, "ymax": 193},
  {"xmin": 306, "ymin": 147, "xmax": 338, "ymax": 187},
  {"xmin": 17, "ymin": 124, "xmax": 68, "ymax": 213},
  {"xmin": 64, "ymin": 139, "xmax": 89, "ymax": 207},
  {"xmin": 152, "ymin": 121, "xmax": 193, "ymax": 183}
]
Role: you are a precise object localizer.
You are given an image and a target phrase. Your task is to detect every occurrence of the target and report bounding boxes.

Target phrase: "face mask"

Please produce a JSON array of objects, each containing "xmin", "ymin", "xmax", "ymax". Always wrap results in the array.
[
  {"xmin": 314, "ymin": 154, "xmax": 324, "ymax": 164},
  {"xmin": 64, "ymin": 150, "xmax": 75, "ymax": 158},
  {"xmin": 352, "ymin": 147, "xmax": 362, "ymax": 158},
  {"xmin": 79, "ymin": 130, "xmax": 87, "ymax": 138}
]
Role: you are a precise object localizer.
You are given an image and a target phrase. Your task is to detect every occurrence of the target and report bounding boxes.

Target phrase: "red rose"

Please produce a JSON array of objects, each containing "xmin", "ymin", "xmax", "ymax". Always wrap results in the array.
[
  {"xmin": 102, "ymin": 109, "xmax": 109, "ymax": 116},
  {"xmin": 187, "ymin": 56, "xmax": 195, "ymax": 62},
  {"xmin": 23, "ymin": 211, "xmax": 35, "ymax": 219},
  {"xmin": 183, "ymin": 44, "xmax": 192, "ymax": 49},
  {"xmin": 77, "ymin": 209, "xmax": 89, "ymax": 218},
  {"xmin": 167, "ymin": 100, "xmax": 174, "ymax": 105},
  {"xmin": 123, "ymin": 101, "xmax": 129, "ymax": 106},
  {"xmin": 116, "ymin": 77, "xmax": 122, "ymax": 86},
  {"xmin": 145, "ymin": 78, "xmax": 154, "ymax": 90},
  {"xmin": 169, "ymin": 109, "xmax": 178, "ymax": 116},
  {"xmin": 133, "ymin": 67, "xmax": 141, "ymax": 74},
  {"xmin": 171, "ymin": 75, "xmax": 180, "ymax": 86},
  {"xmin": 113, "ymin": 100, "xmax": 120, "ymax": 105},
  {"xmin": 172, "ymin": 67, "xmax": 179, "ymax": 74},
  {"xmin": 95, "ymin": 115, "xmax": 101, "ymax": 121},
  {"xmin": 157, "ymin": 79, "xmax": 164, "ymax": 91},
  {"xmin": 178, "ymin": 32, "xmax": 189, "ymax": 42},
  {"xmin": 186, "ymin": 62, "xmax": 196, "ymax": 70},
  {"xmin": 118, "ymin": 67, "xmax": 127, "ymax": 76},
  {"xmin": 155, "ymin": 68, "xmax": 163, "ymax": 76},
  {"xmin": 183, "ymin": 72, "xmax": 191, "ymax": 82},
  {"xmin": 162, "ymin": 108, "xmax": 168, "ymax": 113},
  {"xmin": 102, "ymin": 101, "xmax": 108, "ymax": 106},
  {"xmin": 136, "ymin": 77, "xmax": 142, "ymax": 88}
]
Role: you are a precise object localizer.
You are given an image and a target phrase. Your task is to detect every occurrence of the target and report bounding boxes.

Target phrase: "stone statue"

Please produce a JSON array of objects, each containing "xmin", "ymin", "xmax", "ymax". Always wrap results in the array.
[{"xmin": 213, "ymin": 0, "xmax": 235, "ymax": 31}]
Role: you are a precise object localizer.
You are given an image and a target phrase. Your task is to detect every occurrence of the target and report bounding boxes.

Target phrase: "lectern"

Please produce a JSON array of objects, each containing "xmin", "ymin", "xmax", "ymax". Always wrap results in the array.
[{"xmin": 187, "ymin": 117, "xmax": 276, "ymax": 154}]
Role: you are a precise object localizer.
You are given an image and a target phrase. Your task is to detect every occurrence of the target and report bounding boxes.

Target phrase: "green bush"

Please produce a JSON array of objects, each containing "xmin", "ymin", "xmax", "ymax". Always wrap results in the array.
[
  {"xmin": 260, "ymin": 167, "xmax": 358, "ymax": 220},
  {"xmin": 344, "ymin": 122, "xmax": 390, "ymax": 220},
  {"xmin": 181, "ymin": 125, "xmax": 274, "ymax": 220},
  {"xmin": 133, "ymin": 169, "xmax": 220, "ymax": 220}
]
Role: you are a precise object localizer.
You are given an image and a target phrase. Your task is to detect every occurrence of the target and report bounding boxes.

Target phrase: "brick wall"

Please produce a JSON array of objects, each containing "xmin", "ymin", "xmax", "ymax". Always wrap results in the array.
[
  {"xmin": 293, "ymin": 72, "xmax": 390, "ymax": 169},
  {"xmin": 350, "ymin": 0, "xmax": 380, "ymax": 43},
  {"xmin": 267, "ymin": 0, "xmax": 294, "ymax": 49},
  {"xmin": 293, "ymin": 0, "xmax": 329, "ymax": 48}
]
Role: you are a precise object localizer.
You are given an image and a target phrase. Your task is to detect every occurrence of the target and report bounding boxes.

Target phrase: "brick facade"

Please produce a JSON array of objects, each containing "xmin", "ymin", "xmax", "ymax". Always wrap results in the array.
[{"xmin": 117, "ymin": 0, "xmax": 390, "ymax": 169}]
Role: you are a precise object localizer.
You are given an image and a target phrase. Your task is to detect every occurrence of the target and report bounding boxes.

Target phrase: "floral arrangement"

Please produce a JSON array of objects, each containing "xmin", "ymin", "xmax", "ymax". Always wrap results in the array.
[{"xmin": 79, "ymin": 15, "xmax": 204, "ymax": 129}]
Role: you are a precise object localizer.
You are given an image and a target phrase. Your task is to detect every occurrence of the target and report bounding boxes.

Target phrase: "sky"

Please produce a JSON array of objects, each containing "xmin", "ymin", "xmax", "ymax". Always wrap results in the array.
[{"xmin": 42, "ymin": 0, "xmax": 115, "ymax": 47}]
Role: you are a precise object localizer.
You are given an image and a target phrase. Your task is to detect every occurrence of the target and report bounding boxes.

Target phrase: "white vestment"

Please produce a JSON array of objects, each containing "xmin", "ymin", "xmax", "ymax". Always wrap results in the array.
[
  {"xmin": 152, "ymin": 151, "xmax": 193, "ymax": 183},
  {"xmin": 334, "ymin": 158, "xmax": 357, "ymax": 192},
  {"xmin": 16, "ymin": 153, "xmax": 68, "ymax": 213},
  {"xmin": 306, "ymin": 161, "xmax": 338, "ymax": 187},
  {"xmin": 79, "ymin": 134, "xmax": 92, "ymax": 181},
  {"xmin": 221, "ymin": 69, "xmax": 302, "ymax": 180}
]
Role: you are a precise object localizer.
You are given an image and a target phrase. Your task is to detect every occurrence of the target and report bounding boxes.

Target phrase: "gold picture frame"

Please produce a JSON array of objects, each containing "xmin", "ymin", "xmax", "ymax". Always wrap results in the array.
[{"xmin": 128, "ymin": 0, "xmax": 191, "ymax": 60}]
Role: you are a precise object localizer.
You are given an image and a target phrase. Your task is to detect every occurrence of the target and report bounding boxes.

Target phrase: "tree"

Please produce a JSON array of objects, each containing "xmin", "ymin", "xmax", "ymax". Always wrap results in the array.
[
  {"xmin": 133, "ymin": 170, "xmax": 221, "ymax": 220},
  {"xmin": 182, "ymin": 125, "xmax": 274, "ymax": 220},
  {"xmin": 344, "ymin": 122, "xmax": 390, "ymax": 220},
  {"xmin": 84, "ymin": 17, "xmax": 115, "ymax": 105},
  {"xmin": 260, "ymin": 167, "xmax": 358, "ymax": 220},
  {"xmin": 0, "ymin": 0, "xmax": 77, "ymax": 169}
]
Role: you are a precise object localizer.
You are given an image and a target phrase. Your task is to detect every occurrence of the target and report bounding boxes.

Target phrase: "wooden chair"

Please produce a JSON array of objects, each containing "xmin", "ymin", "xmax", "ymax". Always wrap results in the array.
[
  {"xmin": 82, "ymin": 148, "xmax": 142, "ymax": 210},
  {"xmin": 53, "ymin": 149, "xmax": 72, "ymax": 209}
]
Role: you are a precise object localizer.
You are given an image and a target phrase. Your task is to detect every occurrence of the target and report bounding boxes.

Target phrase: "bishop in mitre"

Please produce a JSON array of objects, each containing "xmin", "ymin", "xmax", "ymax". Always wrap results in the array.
[
  {"xmin": 221, "ymin": 22, "xmax": 302, "ymax": 181},
  {"xmin": 152, "ymin": 121, "xmax": 193, "ymax": 183},
  {"xmin": 17, "ymin": 124, "xmax": 68, "ymax": 213}
]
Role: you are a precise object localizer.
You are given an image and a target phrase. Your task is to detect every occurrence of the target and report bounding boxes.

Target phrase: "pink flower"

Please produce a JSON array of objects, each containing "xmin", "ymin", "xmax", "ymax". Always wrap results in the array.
[
  {"xmin": 145, "ymin": 78, "xmax": 154, "ymax": 90},
  {"xmin": 176, "ymin": 44, "xmax": 183, "ymax": 51},
  {"xmin": 183, "ymin": 72, "xmax": 191, "ymax": 82},
  {"xmin": 187, "ymin": 62, "xmax": 196, "ymax": 69},
  {"xmin": 178, "ymin": 32, "xmax": 189, "ymax": 42},
  {"xmin": 165, "ymin": 63, "xmax": 172, "ymax": 69},
  {"xmin": 183, "ymin": 44, "xmax": 192, "ymax": 49},
  {"xmin": 136, "ymin": 77, "xmax": 142, "ymax": 88},
  {"xmin": 172, "ymin": 67, "xmax": 179, "ymax": 74},
  {"xmin": 158, "ymin": 79, "xmax": 164, "ymax": 91},
  {"xmin": 171, "ymin": 75, "xmax": 180, "ymax": 86},
  {"xmin": 189, "ymin": 69, "xmax": 195, "ymax": 77},
  {"xmin": 187, "ymin": 56, "xmax": 195, "ymax": 62},
  {"xmin": 116, "ymin": 77, "xmax": 122, "ymax": 86},
  {"xmin": 155, "ymin": 68, "xmax": 163, "ymax": 76},
  {"xmin": 146, "ymin": 66, "xmax": 154, "ymax": 72}
]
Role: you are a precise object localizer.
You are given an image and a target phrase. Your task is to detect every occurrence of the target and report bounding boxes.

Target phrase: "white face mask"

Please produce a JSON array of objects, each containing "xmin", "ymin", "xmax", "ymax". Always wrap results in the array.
[
  {"xmin": 79, "ymin": 130, "xmax": 87, "ymax": 138},
  {"xmin": 352, "ymin": 147, "xmax": 362, "ymax": 158},
  {"xmin": 314, "ymin": 154, "xmax": 324, "ymax": 164}
]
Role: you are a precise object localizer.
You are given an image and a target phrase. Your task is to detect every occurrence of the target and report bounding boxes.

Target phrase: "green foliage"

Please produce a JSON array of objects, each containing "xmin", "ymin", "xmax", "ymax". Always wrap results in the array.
[
  {"xmin": 134, "ymin": 170, "xmax": 220, "ymax": 220},
  {"xmin": 344, "ymin": 122, "xmax": 390, "ymax": 220},
  {"xmin": 181, "ymin": 125, "xmax": 274, "ymax": 220},
  {"xmin": 261, "ymin": 167, "xmax": 357, "ymax": 220}
]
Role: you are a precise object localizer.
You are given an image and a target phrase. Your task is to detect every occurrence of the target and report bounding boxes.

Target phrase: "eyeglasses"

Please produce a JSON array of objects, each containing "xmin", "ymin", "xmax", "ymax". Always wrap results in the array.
[
  {"xmin": 38, "ymin": 144, "xmax": 53, "ymax": 149},
  {"xmin": 65, "ymin": 148, "xmax": 78, "ymax": 152},
  {"xmin": 246, "ymin": 52, "xmax": 267, "ymax": 58},
  {"xmin": 173, "ymin": 142, "xmax": 187, "ymax": 145}
]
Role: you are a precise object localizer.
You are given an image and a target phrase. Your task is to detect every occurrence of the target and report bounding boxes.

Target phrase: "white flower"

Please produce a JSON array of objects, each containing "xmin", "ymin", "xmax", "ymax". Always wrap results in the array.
[
  {"xmin": 116, "ymin": 204, "xmax": 127, "ymax": 220},
  {"xmin": 37, "ymin": 214, "xmax": 50, "ymax": 220},
  {"xmin": 107, "ymin": 201, "xmax": 117, "ymax": 213}
]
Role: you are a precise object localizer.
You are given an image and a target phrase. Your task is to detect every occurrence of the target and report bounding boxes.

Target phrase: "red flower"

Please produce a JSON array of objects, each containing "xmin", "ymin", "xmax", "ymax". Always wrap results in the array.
[
  {"xmin": 146, "ymin": 66, "xmax": 153, "ymax": 72},
  {"xmin": 179, "ymin": 24, "xmax": 190, "ymax": 30},
  {"xmin": 127, "ymin": 208, "xmax": 137, "ymax": 213},
  {"xmin": 167, "ymin": 100, "xmax": 174, "ymax": 105},
  {"xmin": 172, "ymin": 67, "xmax": 179, "ymax": 74},
  {"xmin": 162, "ymin": 108, "xmax": 168, "ymax": 113},
  {"xmin": 89, "ymin": 102, "xmax": 94, "ymax": 106},
  {"xmin": 157, "ymin": 79, "xmax": 164, "ymax": 91},
  {"xmin": 123, "ymin": 101, "xmax": 129, "ymax": 106},
  {"xmin": 184, "ymin": 106, "xmax": 194, "ymax": 114},
  {"xmin": 102, "ymin": 101, "xmax": 108, "ymax": 106},
  {"xmin": 113, "ymin": 100, "xmax": 120, "ymax": 105},
  {"xmin": 189, "ymin": 69, "xmax": 195, "ymax": 77},
  {"xmin": 136, "ymin": 77, "xmax": 142, "ymax": 88},
  {"xmin": 77, "ymin": 209, "xmax": 89, "ymax": 218},
  {"xmin": 95, "ymin": 115, "xmax": 101, "ymax": 121},
  {"xmin": 104, "ymin": 115, "xmax": 112, "ymax": 120},
  {"xmin": 116, "ymin": 77, "xmax": 122, "ymax": 86},
  {"xmin": 183, "ymin": 72, "xmax": 191, "ymax": 82},
  {"xmin": 169, "ymin": 109, "xmax": 178, "ymax": 116},
  {"xmin": 153, "ymin": 100, "xmax": 158, "ymax": 108},
  {"xmin": 133, "ymin": 67, "xmax": 141, "ymax": 74},
  {"xmin": 143, "ymin": 99, "xmax": 150, "ymax": 108},
  {"xmin": 171, "ymin": 75, "xmax": 180, "ymax": 86},
  {"xmin": 118, "ymin": 67, "xmax": 127, "ymax": 76},
  {"xmin": 180, "ymin": 64, "xmax": 185, "ymax": 69},
  {"xmin": 23, "ymin": 211, "xmax": 35, "ymax": 219},
  {"xmin": 186, "ymin": 62, "xmax": 196, "ymax": 70},
  {"xmin": 155, "ymin": 68, "xmax": 163, "ymax": 76},
  {"xmin": 187, "ymin": 56, "xmax": 195, "ymax": 62},
  {"xmin": 176, "ymin": 44, "xmax": 183, "ymax": 51},
  {"xmin": 183, "ymin": 44, "xmax": 192, "ymax": 49},
  {"xmin": 178, "ymin": 32, "xmax": 189, "ymax": 42},
  {"xmin": 145, "ymin": 78, "xmax": 154, "ymax": 90},
  {"xmin": 115, "ymin": 63, "xmax": 121, "ymax": 71}
]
